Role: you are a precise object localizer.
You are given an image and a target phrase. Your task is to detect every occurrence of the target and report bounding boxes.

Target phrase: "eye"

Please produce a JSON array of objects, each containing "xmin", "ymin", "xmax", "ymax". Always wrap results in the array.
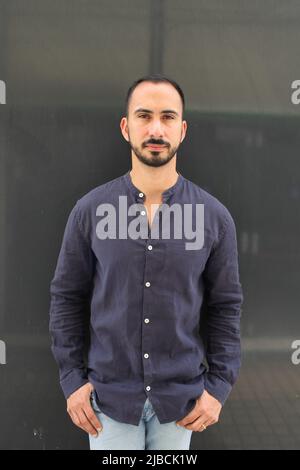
[
  {"xmin": 163, "ymin": 115, "xmax": 175, "ymax": 120},
  {"xmin": 139, "ymin": 114, "xmax": 150, "ymax": 119}
]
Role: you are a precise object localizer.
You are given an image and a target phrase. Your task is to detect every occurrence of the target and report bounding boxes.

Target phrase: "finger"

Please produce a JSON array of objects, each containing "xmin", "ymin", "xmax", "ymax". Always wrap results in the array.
[
  {"xmin": 183, "ymin": 415, "xmax": 211, "ymax": 432},
  {"xmin": 197, "ymin": 417, "xmax": 212, "ymax": 432},
  {"xmin": 204, "ymin": 419, "xmax": 215, "ymax": 429},
  {"xmin": 83, "ymin": 403, "xmax": 102, "ymax": 432},
  {"xmin": 176, "ymin": 408, "xmax": 206, "ymax": 427},
  {"xmin": 76, "ymin": 409, "xmax": 99, "ymax": 436},
  {"xmin": 197, "ymin": 418, "xmax": 216, "ymax": 432},
  {"xmin": 68, "ymin": 409, "xmax": 91, "ymax": 434}
]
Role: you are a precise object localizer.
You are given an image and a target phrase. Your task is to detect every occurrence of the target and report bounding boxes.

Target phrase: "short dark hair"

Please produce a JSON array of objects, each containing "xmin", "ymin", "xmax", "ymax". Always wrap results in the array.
[{"xmin": 125, "ymin": 74, "xmax": 185, "ymax": 118}]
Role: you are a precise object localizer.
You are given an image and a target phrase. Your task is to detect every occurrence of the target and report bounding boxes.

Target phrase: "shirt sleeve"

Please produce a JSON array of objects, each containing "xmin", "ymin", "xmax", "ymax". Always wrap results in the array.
[
  {"xmin": 203, "ymin": 210, "xmax": 244, "ymax": 405},
  {"xmin": 49, "ymin": 202, "xmax": 95, "ymax": 399}
]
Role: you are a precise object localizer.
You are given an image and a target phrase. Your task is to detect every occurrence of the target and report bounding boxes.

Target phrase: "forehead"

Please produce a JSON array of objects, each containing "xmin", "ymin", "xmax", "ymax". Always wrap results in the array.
[{"xmin": 129, "ymin": 81, "xmax": 182, "ymax": 113}]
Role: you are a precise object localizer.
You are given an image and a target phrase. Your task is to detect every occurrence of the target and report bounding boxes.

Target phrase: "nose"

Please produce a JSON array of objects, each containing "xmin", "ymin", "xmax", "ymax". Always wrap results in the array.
[{"xmin": 148, "ymin": 118, "xmax": 164, "ymax": 138}]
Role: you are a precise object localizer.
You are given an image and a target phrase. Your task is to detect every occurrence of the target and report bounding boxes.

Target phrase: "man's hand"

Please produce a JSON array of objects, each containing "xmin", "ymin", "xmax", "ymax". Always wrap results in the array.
[
  {"xmin": 67, "ymin": 382, "xmax": 103, "ymax": 437},
  {"xmin": 176, "ymin": 390, "xmax": 222, "ymax": 432}
]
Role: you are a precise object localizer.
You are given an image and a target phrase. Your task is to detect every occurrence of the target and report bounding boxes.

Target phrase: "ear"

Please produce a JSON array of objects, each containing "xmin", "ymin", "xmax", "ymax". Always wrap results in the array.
[
  {"xmin": 120, "ymin": 116, "xmax": 129, "ymax": 142},
  {"xmin": 180, "ymin": 120, "xmax": 187, "ymax": 143}
]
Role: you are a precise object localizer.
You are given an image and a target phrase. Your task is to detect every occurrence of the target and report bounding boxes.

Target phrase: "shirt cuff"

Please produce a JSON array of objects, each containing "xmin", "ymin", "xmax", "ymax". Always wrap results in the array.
[
  {"xmin": 60, "ymin": 368, "xmax": 89, "ymax": 399},
  {"xmin": 204, "ymin": 372, "xmax": 233, "ymax": 405}
]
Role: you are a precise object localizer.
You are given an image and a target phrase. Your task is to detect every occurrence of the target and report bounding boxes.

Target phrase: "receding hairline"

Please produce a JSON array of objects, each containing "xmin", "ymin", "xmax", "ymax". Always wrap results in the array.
[
  {"xmin": 125, "ymin": 76, "xmax": 185, "ymax": 117},
  {"xmin": 128, "ymin": 82, "xmax": 183, "ymax": 117}
]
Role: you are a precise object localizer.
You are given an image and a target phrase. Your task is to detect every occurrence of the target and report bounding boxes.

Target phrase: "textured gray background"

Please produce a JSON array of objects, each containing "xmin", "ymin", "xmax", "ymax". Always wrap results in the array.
[{"xmin": 0, "ymin": 0, "xmax": 299, "ymax": 449}]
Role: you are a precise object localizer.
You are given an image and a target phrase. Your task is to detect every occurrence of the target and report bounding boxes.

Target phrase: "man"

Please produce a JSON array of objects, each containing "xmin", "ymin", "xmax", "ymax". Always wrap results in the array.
[{"xmin": 49, "ymin": 75, "xmax": 243, "ymax": 450}]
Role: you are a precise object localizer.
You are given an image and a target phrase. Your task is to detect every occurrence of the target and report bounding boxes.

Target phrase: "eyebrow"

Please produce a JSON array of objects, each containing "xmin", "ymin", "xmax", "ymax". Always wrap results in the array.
[{"xmin": 134, "ymin": 108, "xmax": 179, "ymax": 117}]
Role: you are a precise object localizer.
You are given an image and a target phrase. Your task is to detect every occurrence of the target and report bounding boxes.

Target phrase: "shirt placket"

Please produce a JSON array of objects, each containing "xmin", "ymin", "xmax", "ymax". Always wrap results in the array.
[{"xmin": 135, "ymin": 189, "xmax": 172, "ymax": 397}]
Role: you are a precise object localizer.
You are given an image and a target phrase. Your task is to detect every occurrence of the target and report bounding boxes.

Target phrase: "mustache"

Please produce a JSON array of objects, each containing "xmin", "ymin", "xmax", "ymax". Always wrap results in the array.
[{"xmin": 144, "ymin": 140, "xmax": 169, "ymax": 146}]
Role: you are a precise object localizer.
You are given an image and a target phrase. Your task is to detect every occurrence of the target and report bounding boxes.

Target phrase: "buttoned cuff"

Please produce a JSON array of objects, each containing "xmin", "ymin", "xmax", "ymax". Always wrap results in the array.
[
  {"xmin": 204, "ymin": 372, "xmax": 233, "ymax": 405},
  {"xmin": 60, "ymin": 369, "xmax": 89, "ymax": 399}
]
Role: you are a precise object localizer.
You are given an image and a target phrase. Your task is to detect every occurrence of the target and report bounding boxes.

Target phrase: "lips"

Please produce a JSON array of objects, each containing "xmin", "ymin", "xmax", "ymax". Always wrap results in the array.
[{"xmin": 146, "ymin": 144, "xmax": 166, "ymax": 150}]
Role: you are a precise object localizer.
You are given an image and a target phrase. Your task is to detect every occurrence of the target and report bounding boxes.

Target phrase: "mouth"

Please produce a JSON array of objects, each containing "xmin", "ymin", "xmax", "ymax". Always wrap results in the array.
[{"xmin": 146, "ymin": 144, "xmax": 167, "ymax": 150}]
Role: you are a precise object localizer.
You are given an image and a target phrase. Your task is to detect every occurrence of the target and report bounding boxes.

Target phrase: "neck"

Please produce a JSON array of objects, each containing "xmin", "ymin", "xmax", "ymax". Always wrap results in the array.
[{"xmin": 129, "ymin": 156, "xmax": 179, "ymax": 200}]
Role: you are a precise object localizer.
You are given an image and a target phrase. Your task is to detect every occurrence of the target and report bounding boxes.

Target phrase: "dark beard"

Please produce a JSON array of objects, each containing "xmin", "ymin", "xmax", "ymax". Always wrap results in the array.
[{"xmin": 130, "ymin": 143, "xmax": 179, "ymax": 168}]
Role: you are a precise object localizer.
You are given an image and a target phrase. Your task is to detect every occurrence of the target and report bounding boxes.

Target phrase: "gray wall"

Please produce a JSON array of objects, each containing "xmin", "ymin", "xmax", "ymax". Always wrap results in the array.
[{"xmin": 0, "ymin": 0, "xmax": 299, "ymax": 449}]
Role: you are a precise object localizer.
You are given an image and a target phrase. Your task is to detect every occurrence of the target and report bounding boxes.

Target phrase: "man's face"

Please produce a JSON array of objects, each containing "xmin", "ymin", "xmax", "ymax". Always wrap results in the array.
[{"xmin": 120, "ymin": 82, "xmax": 187, "ymax": 167}]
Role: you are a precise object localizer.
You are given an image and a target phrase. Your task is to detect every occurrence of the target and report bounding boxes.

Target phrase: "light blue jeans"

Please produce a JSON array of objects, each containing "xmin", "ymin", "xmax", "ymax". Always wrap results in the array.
[{"xmin": 89, "ymin": 391, "xmax": 193, "ymax": 450}]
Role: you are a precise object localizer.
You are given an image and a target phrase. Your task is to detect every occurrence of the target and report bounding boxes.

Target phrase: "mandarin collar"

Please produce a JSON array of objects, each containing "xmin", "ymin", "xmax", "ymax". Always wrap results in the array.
[{"xmin": 123, "ymin": 170, "xmax": 184, "ymax": 202}]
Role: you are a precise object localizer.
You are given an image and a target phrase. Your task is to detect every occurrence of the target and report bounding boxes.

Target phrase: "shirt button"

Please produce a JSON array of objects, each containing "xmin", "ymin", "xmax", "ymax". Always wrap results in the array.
[
  {"xmin": 139, "ymin": 192, "xmax": 144, "ymax": 198},
  {"xmin": 146, "ymin": 386, "xmax": 151, "ymax": 391},
  {"xmin": 141, "ymin": 210, "xmax": 146, "ymax": 216},
  {"xmin": 145, "ymin": 281, "xmax": 151, "ymax": 287},
  {"xmin": 144, "ymin": 353, "xmax": 149, "ymax": 359},
  {"xmin": 144, "ymin": 318, "xmax": 150, "ymax": 323},
  {"xmin": 148, "ymin": 245, "xmax": 153, "ymax": 250}
]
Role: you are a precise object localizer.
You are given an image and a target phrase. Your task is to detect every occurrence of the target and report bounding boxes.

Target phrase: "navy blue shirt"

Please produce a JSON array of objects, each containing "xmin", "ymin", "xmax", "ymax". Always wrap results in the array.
[{"xmin": 49, "ymin": 170, "xmax": 243, "ymax": 425}]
